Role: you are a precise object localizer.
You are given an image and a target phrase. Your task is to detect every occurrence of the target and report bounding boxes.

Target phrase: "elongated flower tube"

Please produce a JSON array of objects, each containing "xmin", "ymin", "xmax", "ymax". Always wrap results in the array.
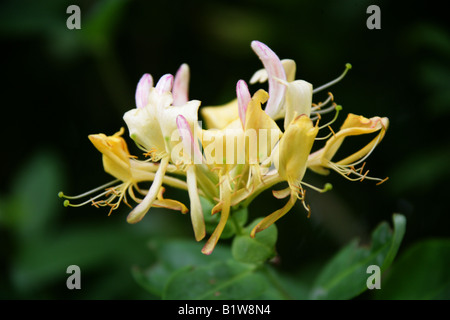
[
  {"xmin": 176, "ymin": 115, "xmax": 205, "ymax": 241},
  {"xmin": 202, "ymin": 173, "xmax": 232, "ymax": 255}
]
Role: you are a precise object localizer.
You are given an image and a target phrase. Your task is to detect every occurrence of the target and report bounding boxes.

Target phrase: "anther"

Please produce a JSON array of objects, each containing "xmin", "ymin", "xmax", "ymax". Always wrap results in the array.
[
  {"xmin": 328, "ymin": 126, "xmax": 336, "ymax": 137},
  {"xmin": 318, "ymin": 104, "xmax": 342, "ymax": 131},
  {"xmin": 376, "ymin": 177, "xmax": 389, "ymax": 185},
  {"xmin": 360, "ymin": 170, "xmax": 370, "ymax": 182},
  {"xmin": 306, "ymin": 204, "xmax": 311, "ymax": 219}
]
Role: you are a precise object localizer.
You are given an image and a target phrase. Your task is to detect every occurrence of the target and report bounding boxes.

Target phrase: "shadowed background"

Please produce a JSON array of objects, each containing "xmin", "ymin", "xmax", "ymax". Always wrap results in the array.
[{"xmin": 1, "ymin": 0, "xmax": 449, "ymax": 299}]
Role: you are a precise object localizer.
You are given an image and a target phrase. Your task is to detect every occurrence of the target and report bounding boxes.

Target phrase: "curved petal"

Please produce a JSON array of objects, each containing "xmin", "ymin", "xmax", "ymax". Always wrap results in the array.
[
  {"xmin": 173, "ymin": 64, "xmax": 190, "ymax": 106},
  {"xmin": 135, "ymin": 73, "xmax": 153, "ymax": 109},
  {"xmin": 155, "ymin": 74, "xmax": 174, "ymax": 94},
  {"xmin": 251, "ymin": 41, "xmax": 287, "ymax": 118},
  {"xmin": 236, "ymin": 80, "xmax": 251, "ymax": 129},
  {"xmin": 200, "ymin": 99, "xmax": 239, "ymax": 129},
  {"xmin": 283, "ymin": 80, "xmax": 313, "ymax": 130},
  {"xmin": 126, "ymin": 157, "xmax": 169, "ymax": 224}
]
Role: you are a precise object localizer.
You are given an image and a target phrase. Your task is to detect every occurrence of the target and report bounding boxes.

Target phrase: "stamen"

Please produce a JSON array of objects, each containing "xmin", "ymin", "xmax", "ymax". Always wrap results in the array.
[
  {"xmin": 340, "ymin": 133, "xmax": 381, "ymax": 168},
  {"xmin": 305, "ymin": 204, "xmax": 311, "ymax": 218},
  {"xmin": 128, "ymin": 184, "xmax": 142, "ymax": 203},
  {"xmin": 328, "ymin": 162, "xmax": 385, "ymax": 184},
  {"xmin": 311, "ymin": 92, "xmax": 334, "ymax": 112},
  {"xmin": 315, "ymin": 131, "xmax": 334, "ymax": 141},
  {"xmin": 91, "ymin": 200, "xmax": 100, "ymax": 208},
  {"xmin": 360, "ymin": 169, "xmax": 369, "ymax": 182},
  {"xmin": 313, "ymin": 63, "xmax": 352, "ymax": 94},
  {"xmin": 328, "ymin": 126, "xmax": 336, "ymax": 137},
  {"xmin": 58, "ymin": 179, "xmax": 120, "ymax": 200},
  {"xmin": 359, "ymin": 162, "xmax": 366, "ymax": 175},
  {"xmin": 311, "ymin": 106, "xmax": 337, "ymax": 121},
  {"xmin": 63, "ymin": 187, "xmax": 119, "ymax": 207},
  {"xmin": 376, "ymin": 177, "xmax": 389, "ymax": 185},
  {"xmin": 318, "ymin": 105, "xmax": 342, "ymax": 131}
]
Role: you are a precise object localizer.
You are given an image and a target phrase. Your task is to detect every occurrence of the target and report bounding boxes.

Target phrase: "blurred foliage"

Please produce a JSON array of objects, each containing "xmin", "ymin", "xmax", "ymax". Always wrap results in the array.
[{"xmin": 1, "ymin": 0, "xmax": 449, "ymax": 299}]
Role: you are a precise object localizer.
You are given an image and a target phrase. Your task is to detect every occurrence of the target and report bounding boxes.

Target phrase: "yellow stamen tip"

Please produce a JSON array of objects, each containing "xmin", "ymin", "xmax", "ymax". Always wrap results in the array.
[
  {"xmin": 63, "ymin": 200, "xmax": 70, "ymax": 207},
  {"xmin": 324, "ymin": 183, "xmax": 333, "ymax": 192},
  {"xmin": 345, "ymin": 63, "xmax": 352, "ymax": 70},
  {"xmin": 335, "ymin": 105, "xmax": 343, "ymax": 111},
  {"xmin": 58, "ymin": 191, "xmax": 64, "ymax": 198}
]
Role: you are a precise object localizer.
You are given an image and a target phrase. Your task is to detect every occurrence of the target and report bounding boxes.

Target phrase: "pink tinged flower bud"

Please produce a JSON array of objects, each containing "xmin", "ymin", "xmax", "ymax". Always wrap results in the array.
[
  {"xmin": 236, "ymin": 80, "xmax": 251, "ymax": 129},
  {"xmin": 176, "ymin": 115, "xmax": 203, "ymax": 164},
  {"xmin": 173, "ymin": 64, "xmax": 190, "ymax": 106},
  {"xmin": 135, "ymin": 73, "xmax": 153, "ymax": 109},
  {"xmin": 251, "ymin": 41, "xmax": 287, "ymax": 118},
  {"xmin": 155, "ymin": 74, "xmax": 174, "ymax": 95}
]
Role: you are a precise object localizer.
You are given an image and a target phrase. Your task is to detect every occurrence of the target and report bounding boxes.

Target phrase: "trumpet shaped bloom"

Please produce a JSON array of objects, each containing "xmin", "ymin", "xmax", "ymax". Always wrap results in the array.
[
  {"xmin": 307, "ymin": 113, "xmax": 389, "ymax": 184},
  {"xmin": 59, "ymin": 128, "xmax": 188, "ymax": 215}
]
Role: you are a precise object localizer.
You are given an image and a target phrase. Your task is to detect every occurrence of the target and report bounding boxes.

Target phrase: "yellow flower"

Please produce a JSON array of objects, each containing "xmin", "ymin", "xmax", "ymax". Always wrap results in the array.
[
  {"xmin": 123, "ymin": 67, "xmax": 203, "ymax": 224},
  {"xmin": 59, "ymin": 128, "xmax": 188, "ymax": 215},
  {"xmin": 307, "ymin": 113, "xmax": 389, "ymax": 184},
  {"xmin": 250, "ymin": 115, "xmax": 320, "ymax": 237},
  {"xmin": 200, "ymin": 99, "xmax": 240, "ymax": 130}
]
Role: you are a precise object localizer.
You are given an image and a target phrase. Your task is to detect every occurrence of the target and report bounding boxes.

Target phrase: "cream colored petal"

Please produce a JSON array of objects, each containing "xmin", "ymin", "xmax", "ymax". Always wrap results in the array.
[
  {"xmin": 158, "ymin": 100, "xmax": 201, "ymax": 153},
  {"xmin": 173, "ymin": 64, "xmax": 190, "ymax": 106},
  {"xmin": 275, "ymin": 115, "xmax": 318, "ymax": 186},
  {"xmin": 186, "ymin": 165, "xmax": 205, "ymax": 241},
  {"xmin": 200, "ymin": 99, "xmax": 239, "ymax": 129},
  {"xmin": 282, "ymin": 59, "xmax": 297, "ymax": 82},
  {"xmin": 251, "ymin": 41, "xmax": 286, "ymax": 119},
  {"xmin": 127, "ymin": 157, "xmax": 169, "ymax": 224},
  {"xmin": 250, "ymin": 59, "xmax": 297, "ymax": 85},
  {"xmin": 244, "ymin": 89, "xmax": 282, "ymax": 163},
  {"xmin": 283, "ymin": 80, "xmax": 313, "ymax": 130},
  {"xmin": 123, "ymin": 107, "xmax": 166, "ymax": 155}
]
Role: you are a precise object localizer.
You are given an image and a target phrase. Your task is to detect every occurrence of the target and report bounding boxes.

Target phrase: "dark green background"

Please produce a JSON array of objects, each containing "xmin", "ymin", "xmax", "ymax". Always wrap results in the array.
[{"xmin": 1, "ymin": 0, "xmax": 449, "ymax": 299}]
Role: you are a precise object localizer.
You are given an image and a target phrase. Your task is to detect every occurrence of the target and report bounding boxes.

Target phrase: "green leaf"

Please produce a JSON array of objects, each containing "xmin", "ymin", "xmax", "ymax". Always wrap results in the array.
[
  {"xmin": 1, "ymin": 149, "xmax": 64, "ymax": 237},
  {"xmin": 309, "ymin": 214, "xmax": 406, "ymax": 300},
  {"xmin": 204, "ymin": 203, "xmax": 248, "ymax": 239},
  {"xmin": 132, "ymin": 238, "xmax": 231, "ymax": 297},
  {"xmin": 162, "ymin": 260, "xmax": 266, "ymax": 300},
  {"xmin": 375, "ymin": 238, "xmax": 450, "ymax": 300},
  {"xmin": 11, "ymin": 225, "xmax": 149, "ymax": 294},
  {"xmin": 231, "ymin": 218, "xmax": 278, "ymax": 264}
]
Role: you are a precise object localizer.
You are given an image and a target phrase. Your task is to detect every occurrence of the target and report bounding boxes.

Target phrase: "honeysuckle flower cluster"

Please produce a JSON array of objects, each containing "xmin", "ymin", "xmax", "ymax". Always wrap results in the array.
[{"xmin": 60, "ymin": 41, "xmax": 388, "ymax": 255}]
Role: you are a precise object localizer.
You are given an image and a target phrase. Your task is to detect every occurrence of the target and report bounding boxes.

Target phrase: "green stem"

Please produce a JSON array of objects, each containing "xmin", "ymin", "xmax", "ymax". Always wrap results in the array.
[{"xmin": 230, "ymin": 211, "xmax": 245, "ymax": 236}]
